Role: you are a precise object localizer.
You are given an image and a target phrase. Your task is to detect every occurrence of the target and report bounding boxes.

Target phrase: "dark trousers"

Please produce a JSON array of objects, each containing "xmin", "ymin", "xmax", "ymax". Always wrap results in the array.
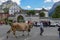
[
  {"xmin": 40, "ymin": 28, "xmax": 44, "ymax": 35},
  {"xmin": 59, "ymin": 32, "xmax": 60, "ymax": 38}
]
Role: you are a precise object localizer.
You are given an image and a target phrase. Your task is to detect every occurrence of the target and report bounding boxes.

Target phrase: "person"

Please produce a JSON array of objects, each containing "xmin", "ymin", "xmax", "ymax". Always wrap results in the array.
[
  {"xmin": 35, "ymin": 21, "xmax": 37, "ymax": 26},
  {"xmin": 25, "ymin": 20, "xmax": 28, "ymax": 23},
  {"xmin": 58, "ymin": 27, "xmax": 60, "ymax": 38},
  {"xmin": 28, "ymin": 20, "xmax": 30, "ymax": 24},
  {"xmin": 48, "ymin": 21, "xmax": 51, "ymax": 27},
  {"xmin": 40, "ymin": 21, "xmax": 44, "ymax": 36}
]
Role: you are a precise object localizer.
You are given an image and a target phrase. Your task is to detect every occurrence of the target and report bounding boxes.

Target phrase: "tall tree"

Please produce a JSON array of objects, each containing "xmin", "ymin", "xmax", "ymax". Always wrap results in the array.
[
  {"xmin": 52, "ymin": 6, "xmax": 60, "ymax": 18},
  {"xmin": 39, "ymin": 12, "xmax": 45, "ymax": 17},
  {"xmin": 3, "ymin": 8, "xmax": 9, "ymax": 13}
]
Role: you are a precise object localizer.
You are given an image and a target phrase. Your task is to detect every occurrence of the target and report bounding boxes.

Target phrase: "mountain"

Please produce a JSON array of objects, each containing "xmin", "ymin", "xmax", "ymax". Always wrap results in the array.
[
  {"xmin": 49, "ymin": 1, "xmax": 60, "ymax": 16},
  {"xmin": 1, "ymin": 0, "xmax": 18, "ymax": 9}
]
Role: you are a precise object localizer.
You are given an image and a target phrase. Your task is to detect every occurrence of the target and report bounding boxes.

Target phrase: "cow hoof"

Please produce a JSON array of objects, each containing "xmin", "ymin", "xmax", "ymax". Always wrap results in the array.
[
  {"xmin": 15, "ymin": 36, "xmax": 17, "ymax": 38},
  {"xmin": 6, "ymin": 36, "xmax": 8, "ymax": 39},
  {"xmin": 22, "ymin": 34, "xmax": 24, "ymax": 36},
  {"xmin": 28, "ymin": 34, "xmax": 29, "ymax": 36}
]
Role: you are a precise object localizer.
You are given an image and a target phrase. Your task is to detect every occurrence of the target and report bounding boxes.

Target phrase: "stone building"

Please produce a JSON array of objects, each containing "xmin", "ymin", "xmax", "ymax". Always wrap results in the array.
[{"xmin": 40, "ymin": 8, "xmax": 49, "ymax": 17}]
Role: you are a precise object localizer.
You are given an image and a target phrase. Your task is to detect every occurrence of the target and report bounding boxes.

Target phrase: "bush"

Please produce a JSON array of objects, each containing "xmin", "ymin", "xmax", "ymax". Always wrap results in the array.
[
  {"xmin": 4, "ymin": 18, "xmax": 8, "ymax": 25},
  {"xmin": 8, "ymin": 19, "xmax": 13, "ymax": 25},
  {"xmin": 17, "ymin": 15, "xmax": 25, "ymax": 23},
  {"xmin": 39, "ymin": 12, "xmax": 45, "ymax": 17}
]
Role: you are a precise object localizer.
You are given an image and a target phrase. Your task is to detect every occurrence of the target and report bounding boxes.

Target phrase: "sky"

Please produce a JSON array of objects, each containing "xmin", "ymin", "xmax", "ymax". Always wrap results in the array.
[{"xmin": 0, "ymin": 0, "xmax": 60, "ymax": 10}]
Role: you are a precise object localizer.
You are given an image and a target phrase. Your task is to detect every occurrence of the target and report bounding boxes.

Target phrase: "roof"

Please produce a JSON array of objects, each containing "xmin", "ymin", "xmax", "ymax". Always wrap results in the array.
[
  {"xmin": 0, "ymin": 12, "xmax": 4, "ymax": 13},
  {"xmin": 8, "ymin": 14, "xmax": 15, "ymax": 17}
]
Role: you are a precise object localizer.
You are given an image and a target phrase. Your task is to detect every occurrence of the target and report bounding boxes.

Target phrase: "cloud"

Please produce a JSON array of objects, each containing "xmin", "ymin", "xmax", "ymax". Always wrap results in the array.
[
  {"xmin": 53, "ymin": 0, "xmax": 60, "ymax": 2},
  {"xmin": 44, "ymin": 0, "xmax": 60, "ymax": 3},
  {"xmin": 43, "ymin": 6, "xmax": 51, "ymax": 10},
  {"xmin": 0, "ymin": 0, "xmax": 21, "ymax": 5},
  {"xmin": 34, "ymin": 8, "xmax": 42, "ymax": 10},
  {"xmin": 24, "ymin": 5, "xmax": 31, "ymax": 9},
  {"xmin": 34, "ymin": 7, "xmax": 51, "ymax": 10},
  {"xmin": 12, "ymin": 0, "xmax": 21, "ymax": 5},
  {"xmin": 44, "ymin": 0, "xmax": 52, "ymax": 3},
  {"xmin": 45, "ymin": 7, "xmax": 51, "ymax": 10},
  {"xmin": 0, "ymin": 0, "xmax": 7, "ymax": 5}
]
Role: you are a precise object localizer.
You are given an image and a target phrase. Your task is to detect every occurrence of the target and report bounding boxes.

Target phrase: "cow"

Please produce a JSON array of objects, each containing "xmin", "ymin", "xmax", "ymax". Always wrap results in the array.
[{"xmin": 6, "ymin": 22, "xmax": 33, "ymax": 39}]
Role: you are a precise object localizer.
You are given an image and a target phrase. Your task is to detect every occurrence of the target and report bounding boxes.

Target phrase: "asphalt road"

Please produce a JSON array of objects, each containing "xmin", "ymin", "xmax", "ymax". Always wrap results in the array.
[{"xmin": 0, "ymin": 25, "xmax": 60, "ymax": 40}]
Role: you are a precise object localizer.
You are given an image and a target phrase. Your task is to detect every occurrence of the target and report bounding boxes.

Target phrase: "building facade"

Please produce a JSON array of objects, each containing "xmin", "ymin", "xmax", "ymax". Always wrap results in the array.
[
  {"xmin": 9, "ymin": 3, "xmax": 21, "ymax": 15},
  {"xmin": 0, "ymin": 13, "xmax": 9, "ymax": 20}
]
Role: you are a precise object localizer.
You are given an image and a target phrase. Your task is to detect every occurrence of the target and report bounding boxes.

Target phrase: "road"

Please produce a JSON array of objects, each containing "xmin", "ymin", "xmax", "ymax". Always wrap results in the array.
[{"xmin": 0, "ymin": 25, "xmax": 60, "ymax": 40}]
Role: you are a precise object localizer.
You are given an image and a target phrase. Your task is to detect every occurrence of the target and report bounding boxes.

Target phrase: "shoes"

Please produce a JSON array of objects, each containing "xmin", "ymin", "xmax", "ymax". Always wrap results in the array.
[{"xmin": 40, "ymin": 33, "xmax": 42, "ymax": 36}]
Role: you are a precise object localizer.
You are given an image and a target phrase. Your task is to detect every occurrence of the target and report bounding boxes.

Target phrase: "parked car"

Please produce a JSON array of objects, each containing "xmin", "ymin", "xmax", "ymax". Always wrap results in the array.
[
  {"xmin": 42, "ymin": 21, "xmax": 51, "ymax": 27},
  {"xmin": 50, "ymin": 21, "xmax": 60, "ymax": 27},
  {"xmin": 34, "ymin": 21, "xmax": 51, "ymax": 27}
]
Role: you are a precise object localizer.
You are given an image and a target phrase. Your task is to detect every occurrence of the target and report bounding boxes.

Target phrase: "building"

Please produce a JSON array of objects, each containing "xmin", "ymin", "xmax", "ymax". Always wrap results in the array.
[
  {"xmin": 9, "ymin": 3, "xmax": 21, "ymax": 15},
  {"xmin": 0, "ymin": 5, "xmax": 4, "ymax": 13},
  {"xmin": 1, "ymin": 0, "xmax": 21, "ymax": 15},
  {"xmin": 0, "ymin": 13, "xmax": 9, "ymax": 20},
  {"xmin": 40, "ymin": 8, "xmax": 49, "ymax": 17}
]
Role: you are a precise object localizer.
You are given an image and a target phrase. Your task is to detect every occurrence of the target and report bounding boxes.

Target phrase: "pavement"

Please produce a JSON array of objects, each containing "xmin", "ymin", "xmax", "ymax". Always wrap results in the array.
[{"xmin": 0, "ymin": 25, "xmax": 60, "ymax": 40}]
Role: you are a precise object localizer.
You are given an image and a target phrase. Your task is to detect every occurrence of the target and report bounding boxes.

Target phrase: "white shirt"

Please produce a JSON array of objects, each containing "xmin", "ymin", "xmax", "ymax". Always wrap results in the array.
[
  {"xmin": 37, "ymin": 22, "xmax": 40, "ymax": 25},
  {"xmin": 25, "ymin": 21, "xmax": 28, "ymax": 23},
  {"xmin": 40, "ymin": 22, "xmax": 43, "ymax": 28}
]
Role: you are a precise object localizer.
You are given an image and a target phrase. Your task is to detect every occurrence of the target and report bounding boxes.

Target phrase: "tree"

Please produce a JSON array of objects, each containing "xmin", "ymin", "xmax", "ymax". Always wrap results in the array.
[
  {"xmin": 17, "ymin": 15, "xmax": 25, "ymax": 22},
  {"xmin": 52, "ymin": 6, "xmax": 60, "ymax": 18},
  {"xmin": 27, "ymin": 10, "xmax": 35, "ymax": 16},
  {"xmin": 39, "ymin": 12, "xmax": 45, "ymax": 17},
  {"xmin": 3, "ymin": 8, "xmax": 9, "ymax": 13},
  {"xmin": 4, "ymin": 18, "xmax": 8, "ymax": 24}
]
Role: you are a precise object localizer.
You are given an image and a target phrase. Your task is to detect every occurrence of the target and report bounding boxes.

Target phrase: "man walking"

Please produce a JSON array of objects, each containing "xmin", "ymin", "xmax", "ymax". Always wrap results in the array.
[{"xmin": 40, "ymin": 21, "xmax": 44, "ymax": 36}]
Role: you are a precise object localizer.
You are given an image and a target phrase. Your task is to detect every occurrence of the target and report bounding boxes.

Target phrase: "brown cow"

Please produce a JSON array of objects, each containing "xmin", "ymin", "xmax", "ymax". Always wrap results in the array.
[{"xmin": 6, "ymin": 22, "xmax": 33, "ymax": 38}]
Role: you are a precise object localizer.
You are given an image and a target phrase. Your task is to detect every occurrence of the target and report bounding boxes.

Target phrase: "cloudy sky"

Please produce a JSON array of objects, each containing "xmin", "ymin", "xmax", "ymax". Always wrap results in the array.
[{"xmin": 0, "ymin": 0, "xmax": 60, "ymax": 10}]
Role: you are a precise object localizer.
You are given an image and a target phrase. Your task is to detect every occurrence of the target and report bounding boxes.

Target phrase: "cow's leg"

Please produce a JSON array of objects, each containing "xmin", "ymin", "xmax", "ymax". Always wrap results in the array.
[
  {"xmin": 13, "ymin": 31, "xmax": 17, "ymax": 38},
  {"xmin": 22, "ymin": 30, "xmax": 24, "ymax": 36},
  {"xmin": 6, "ymin": 29, "xmax": 12, "ymax": 39},
  {"xmin": 28, "ymin": 29, "xmax": 31, "ymax": 36},
  {"xmin": 28, "ymin": 32, "xmax": 29, "ymax": 36}
]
